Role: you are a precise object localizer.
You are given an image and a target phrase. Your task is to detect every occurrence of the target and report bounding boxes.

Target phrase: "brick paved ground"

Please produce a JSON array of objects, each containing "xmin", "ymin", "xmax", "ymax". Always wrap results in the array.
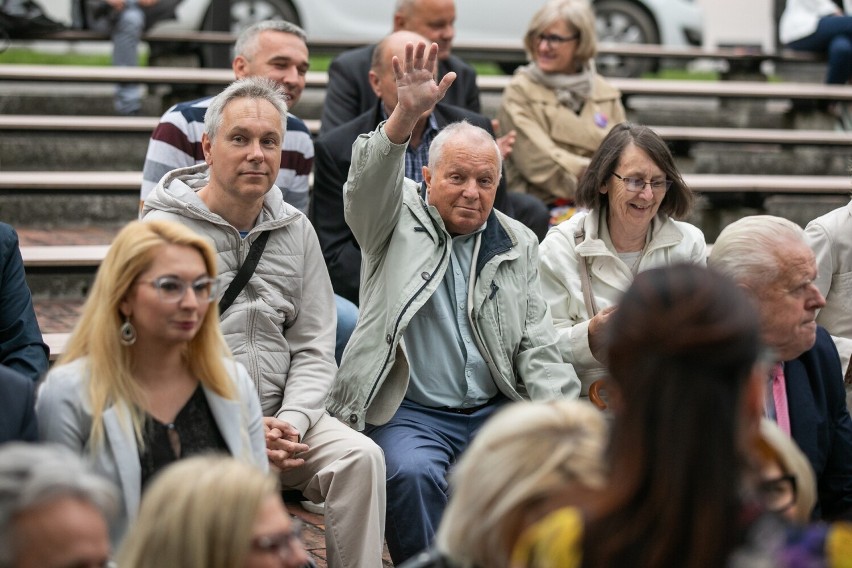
[{"xmin": 20, "ymin": 225, "xmax": 394, "ymax": 566}]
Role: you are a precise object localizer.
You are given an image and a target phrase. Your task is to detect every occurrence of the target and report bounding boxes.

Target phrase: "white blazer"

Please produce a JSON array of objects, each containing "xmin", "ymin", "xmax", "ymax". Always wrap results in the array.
[{"xmin": 36, "ymin": 357, "xmax": 268, "ymax": 545}]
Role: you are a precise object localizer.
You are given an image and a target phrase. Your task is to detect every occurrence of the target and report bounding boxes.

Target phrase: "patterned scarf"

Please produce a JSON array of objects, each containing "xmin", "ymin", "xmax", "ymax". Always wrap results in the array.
[{"xmin": 519, "ymin": 60, "xmax": 596, "ymax": 113}]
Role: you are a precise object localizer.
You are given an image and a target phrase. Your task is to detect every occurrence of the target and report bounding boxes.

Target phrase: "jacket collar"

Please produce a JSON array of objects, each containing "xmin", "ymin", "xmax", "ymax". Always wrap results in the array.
[
  {"xmin": 103, "ymin": 405, "xmax": 141, "ymax": 519},
  {"xmin": 575, "ymin": 208, "xmax": 685, "ymax": 257},
  {"xmin": 418, "ymin": 182, "xmax": 515, "ymax": 275},
  {"xmin": 142, "ymin": 163, "xmax": 300, "ymax": 233},
  {"xmin": 475, "ymin": 209, "xmax": 515, "ymax": 275}
]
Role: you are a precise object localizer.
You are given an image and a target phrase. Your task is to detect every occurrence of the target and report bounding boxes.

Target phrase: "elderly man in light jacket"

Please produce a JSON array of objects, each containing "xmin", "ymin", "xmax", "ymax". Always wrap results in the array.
[
  {"xmin": 326, "ymin": 41, "xmax": 580, "ymax": 565},
  {"xmin": 142, "ymin": 77, "xmax": 386, "ymax": 568}
]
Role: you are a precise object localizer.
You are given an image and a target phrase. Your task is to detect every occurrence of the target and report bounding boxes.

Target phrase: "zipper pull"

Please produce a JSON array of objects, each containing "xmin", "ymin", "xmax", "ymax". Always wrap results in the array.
[{"xmin": 489, "ymin": 281, "xmax": 499, "ymax": 300}]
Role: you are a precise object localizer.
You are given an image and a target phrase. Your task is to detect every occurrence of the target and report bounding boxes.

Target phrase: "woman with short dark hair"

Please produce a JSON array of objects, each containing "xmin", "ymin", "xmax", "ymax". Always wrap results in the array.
[{"xmin": 538, "ymin": 122, "xmax": 705, "ymax": 396}]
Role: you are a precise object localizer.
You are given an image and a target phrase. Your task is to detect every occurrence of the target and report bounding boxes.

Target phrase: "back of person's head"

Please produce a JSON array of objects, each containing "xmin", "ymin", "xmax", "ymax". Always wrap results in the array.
[
  {"xmin": 233, "ymin": 19, "xmax": 307, "ymax": 60},
  {"xmin": 435, "ymin": 400, "xmax": 607, "ymax": 568},
  {"xmin": 709, "ymin": 215, "xmax": 804, "ymax": 289},
  {"xmin": 585, "ymin": 264, "xmax": 762, "ymax": 568},
  {"xmin": 576, "ymin": 121, "xmax": 692, "ymax": 218},
  {"xmin": 0, "ymin": 443, "xmax": 117, "ymax": 567},
  {"xmin": 61, "ymin": 220, "xmax": 233, "ymax": 448},
  {"xmin": 523, "ymin": 0, "xmax": 597, "ymax": 65},
  {"xmin": 756, "ymin": 419, "xmax": 817, "ymax": 524},
  {"xmin": 118, "ymin": 456, "xmax": 278, "ymax": 568},
  {"xmin": 370, "ymin": 30, "xmax": 429, "ymax": 74},
  {"xmin": 205, "ymin": 76, "xmax": 289, "ymax": 143}
]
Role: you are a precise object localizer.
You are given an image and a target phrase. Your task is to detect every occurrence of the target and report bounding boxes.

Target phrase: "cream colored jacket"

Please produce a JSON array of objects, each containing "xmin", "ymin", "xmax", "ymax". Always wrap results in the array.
[
  {"xmin": 326, "ymin": 126, "xmax": 580, "ymax": 431},
  {"xmin": 539, "ymin": 208, "xmax": 706, "ymax": 394},
  {"xmin": 497, "ymin": 71, "xmax": 626, "ymax": 204},
  {"xmin": 805, "ymin": 199, "xmax": 852, "ymax": 380}
]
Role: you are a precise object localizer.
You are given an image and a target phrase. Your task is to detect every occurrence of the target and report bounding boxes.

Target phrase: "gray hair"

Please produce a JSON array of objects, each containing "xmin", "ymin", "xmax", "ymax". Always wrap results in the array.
[
  {"xmin": 524, "ymin": 0, "xmax": 597, "ymax": 65},
  {"xmin": 709, "ymin": 215, "xmax": 805, "ymax": 289},
  {"xmin": 233, "ymin": 19, "xmax": 307, "ymax": 61},
  {"xmin": 0, "ymin": 443, "xmax": 118, "ymax": 567},
  {"xmin": 205, "ymin": 77, "xmax": 288, "ymax": 143},
  {"xmin": 428, "ymin": 121, "xmax": 502, "ymax": 175}
]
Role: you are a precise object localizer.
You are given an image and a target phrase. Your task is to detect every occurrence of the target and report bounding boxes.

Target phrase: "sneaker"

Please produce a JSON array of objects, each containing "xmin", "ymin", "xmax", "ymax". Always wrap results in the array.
[{"xmin": 300, "ymin": 500, "xmax": 325, "ymax": 515}]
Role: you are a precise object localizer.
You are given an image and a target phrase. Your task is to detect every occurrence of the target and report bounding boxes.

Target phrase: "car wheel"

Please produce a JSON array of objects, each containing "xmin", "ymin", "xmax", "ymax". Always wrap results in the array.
[
  {"xmin": 593, "ymin": 0, "xmax": 659, "ymax": 77},
  {"xmin": 202, "ymin": 0, "xmax": 300, "ymax": 35},
  {"xmin": 229, "ymin": 0, "xmax": 298, "ymax": 32}
]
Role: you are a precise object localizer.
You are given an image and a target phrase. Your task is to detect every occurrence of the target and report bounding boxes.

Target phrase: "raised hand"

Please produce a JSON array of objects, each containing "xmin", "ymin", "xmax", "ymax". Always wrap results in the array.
[{"xmin": 385, "ymin": 41, "xmax": 456, "ymax": 144}]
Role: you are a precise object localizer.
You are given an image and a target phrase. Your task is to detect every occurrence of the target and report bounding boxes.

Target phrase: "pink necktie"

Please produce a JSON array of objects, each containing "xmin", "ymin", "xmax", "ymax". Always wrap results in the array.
[{"xmin": 772, "ymin": 363, "xmax": 791, "ymax": 436}]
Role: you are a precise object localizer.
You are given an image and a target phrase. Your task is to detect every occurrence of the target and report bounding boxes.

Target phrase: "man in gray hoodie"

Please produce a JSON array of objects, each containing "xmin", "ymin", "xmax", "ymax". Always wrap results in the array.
[{"xmin": 142, "ymin": 77, "xmax": 386, "ymax": 568}]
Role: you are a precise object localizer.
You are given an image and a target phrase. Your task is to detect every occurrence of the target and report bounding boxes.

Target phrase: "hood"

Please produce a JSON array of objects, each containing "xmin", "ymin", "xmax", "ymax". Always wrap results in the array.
[{"xmin": 141, "ymin": 163, "xmax": 301, "ymax": 230}]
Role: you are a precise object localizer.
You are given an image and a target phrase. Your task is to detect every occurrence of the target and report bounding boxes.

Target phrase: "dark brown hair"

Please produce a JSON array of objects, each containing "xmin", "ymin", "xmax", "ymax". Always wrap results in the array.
[
  {"xmin": 582, "ymin": 264, "xmax": 761, "ymax": 568},
  {"xmin": 576, "ymin": 122, "xmax": 693, "ymax": 219}
]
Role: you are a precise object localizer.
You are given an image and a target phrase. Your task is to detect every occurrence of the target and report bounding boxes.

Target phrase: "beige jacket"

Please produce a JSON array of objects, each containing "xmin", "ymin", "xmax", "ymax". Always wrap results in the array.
[
  {"xmin": 805, "ymin": 199, "xmax": 852, "ymax": 382},
  {"xmin": 497, "ymin": 71, "xmax": 626, "ymax": 204},
  {"xmin": 326, "ymin": 126, "xmax": 580, "ymax": 431},
  {"xmin": 142, "ymin": 164, "xmax": 338, "ymax": 438}
]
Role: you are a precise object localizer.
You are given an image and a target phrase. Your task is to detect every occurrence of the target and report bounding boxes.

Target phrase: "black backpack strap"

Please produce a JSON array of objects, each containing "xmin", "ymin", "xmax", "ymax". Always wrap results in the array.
[{"xmin": 218, "ymin": 231, "xmax": 270, "ymax": 315}]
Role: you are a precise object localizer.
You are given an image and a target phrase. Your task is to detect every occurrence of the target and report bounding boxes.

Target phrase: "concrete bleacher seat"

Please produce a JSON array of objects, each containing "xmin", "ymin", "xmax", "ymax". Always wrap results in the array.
[
  {"xmin": 2, "ymin": 114, "xmax": 849, "ymax": 148},
  {"xmin": 3, "ymin": 64, "xmax": 852, "ymax": 102},
  {"xmin": 4, "ymin": 171, "xmax": 848, "ymax": 195}
]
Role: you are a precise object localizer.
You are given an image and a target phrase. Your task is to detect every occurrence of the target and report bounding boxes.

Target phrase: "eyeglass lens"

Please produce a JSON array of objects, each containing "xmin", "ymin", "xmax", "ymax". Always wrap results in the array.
[
  {"xmin": 758, "ymin": 475, "xmax": 797, "ymax": 513},
  {"xmin": 613, "ymin": 173, "xmax": 672, "ymax": 192},
  {"xmin": 151, "ymin": 276, "xmax": 218, "ymax": 303}
]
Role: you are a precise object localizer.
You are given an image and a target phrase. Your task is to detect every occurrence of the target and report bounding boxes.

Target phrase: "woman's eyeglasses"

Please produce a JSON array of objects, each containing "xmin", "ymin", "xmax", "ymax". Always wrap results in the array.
[
  {"xmin": 138, "ymin": 276, "xmax": 222, "ymax": 304},
  {"xmin": 536, "ymin": 32, "xmax": 579, "ymax": 48},
  {"xmin": 758, "ymin": 473, "xmax": 797, "ymax": 514},
  {"xmin": 251, "ymin": 520, "xmax": 305, "ymax": 561},
  {"xmin": 612, "ymin": 172, "xmax": 673, "ymax": 193}
]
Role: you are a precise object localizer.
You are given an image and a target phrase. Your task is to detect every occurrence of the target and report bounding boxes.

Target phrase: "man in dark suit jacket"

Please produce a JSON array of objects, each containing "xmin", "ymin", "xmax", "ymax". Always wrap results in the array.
[
  {"xmin": 0, "ymin": 223, "xmax": 49, "ymax": 382},
  {"xmin": 786, "ymin": 326, "xmax": 852, "ymax": 519},
  {"xmin": 319, "ymin": 0, "xmax": 479, "ymax": 135},
  {"xmin": 0, "ymin": 365, "xmax": 37, "ymax": 443},
  {"xmin": 710, "ymin": 215, "xmax": 852, "ymax": 520},
  {"xmin": 312, "ymin": 31, "xmax": 509, "ymax": 304}
]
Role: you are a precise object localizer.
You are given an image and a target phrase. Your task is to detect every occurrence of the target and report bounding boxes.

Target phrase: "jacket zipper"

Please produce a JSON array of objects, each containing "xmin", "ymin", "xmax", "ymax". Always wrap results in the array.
[{"xmin": 362, "ymin": 236, "xmax": 449, "ymax": 409}]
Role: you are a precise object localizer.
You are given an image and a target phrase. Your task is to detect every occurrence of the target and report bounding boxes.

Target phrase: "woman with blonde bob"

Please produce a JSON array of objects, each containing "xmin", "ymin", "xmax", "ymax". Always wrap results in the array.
[
  {"xmin": 36, "ymin": 220, "xmax": 266, "ymax": 544},
  {"xmin": 401, "ymin": 400, "xmax": 607, "ymax": 568},
  {"xmin": 497, "ymin": 0, "xmax": 626, "ymax": 208},
  {"xmin": 119, "ymin": 456, "xmax": 309, "ymax": 568}
]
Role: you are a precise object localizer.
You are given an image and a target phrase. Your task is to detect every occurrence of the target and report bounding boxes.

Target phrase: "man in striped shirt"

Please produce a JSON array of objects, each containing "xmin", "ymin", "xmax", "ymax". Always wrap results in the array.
[{"xmin": 140, "ymin": 20, "xmax": 313, "ymax": 214}]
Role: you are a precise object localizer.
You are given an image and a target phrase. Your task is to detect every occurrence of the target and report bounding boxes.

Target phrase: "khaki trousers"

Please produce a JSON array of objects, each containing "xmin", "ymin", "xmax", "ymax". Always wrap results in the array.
[{"xmin": 279, "ymin": 412, "xmax": 386, "ymax": 568}]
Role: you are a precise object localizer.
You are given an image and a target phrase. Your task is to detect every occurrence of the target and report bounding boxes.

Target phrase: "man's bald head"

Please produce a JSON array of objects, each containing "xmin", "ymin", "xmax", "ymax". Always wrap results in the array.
[
  {"xmin": 393, "ymin": 0, "xmax": 456, "ymax": 59},
  {"xmin": 370, "ymin": 31, "xmax": 433, "ymax": 116}
]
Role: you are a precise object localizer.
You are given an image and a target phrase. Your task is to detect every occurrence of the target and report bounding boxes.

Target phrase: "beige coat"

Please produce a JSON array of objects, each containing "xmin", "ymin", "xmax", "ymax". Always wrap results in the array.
[
  {"xmin": 805, "ymin": 199, "xmax": 852, "ymax": 410},
  {"xmin": 497, "ymin": 71, "xmax": 626, "ymax": 204},
  {"xmin": 326, "ymin": 126, "xmax": 580, "ymax": 431}
]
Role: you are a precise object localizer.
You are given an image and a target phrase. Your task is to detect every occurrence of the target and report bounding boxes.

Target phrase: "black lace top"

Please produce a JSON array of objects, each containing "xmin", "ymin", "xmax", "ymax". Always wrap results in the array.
[{"xmin": 139, "ymin": 384, "xmax": 230, "ymax": 491}]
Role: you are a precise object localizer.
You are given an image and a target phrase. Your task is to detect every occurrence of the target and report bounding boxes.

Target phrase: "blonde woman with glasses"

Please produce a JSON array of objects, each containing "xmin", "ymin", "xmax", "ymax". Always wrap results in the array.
[
  {"xmin": 36, "ymin": 220, "xmax": 267, "ymax": 546},
  {"xmin": 119, "ymin": 456, "xmax": 309, "ymax": 568}
]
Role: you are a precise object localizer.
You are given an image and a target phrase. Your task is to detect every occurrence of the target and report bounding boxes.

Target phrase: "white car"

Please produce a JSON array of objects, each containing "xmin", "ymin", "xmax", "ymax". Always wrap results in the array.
[
  {"xmin": 40, "ymin": 0, "xmax": 703, "ymax": 75},
  {"xmin": 162, "ymin": 0, "xmax": 703, "ymax": 75}
]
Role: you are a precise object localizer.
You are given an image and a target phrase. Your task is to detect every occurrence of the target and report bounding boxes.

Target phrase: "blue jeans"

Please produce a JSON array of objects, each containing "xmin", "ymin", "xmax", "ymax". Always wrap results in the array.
[
  {"xmin": 366, "ymin": 397, "xmax": 507, "ymax": 565},
  {"xmin": 334, "ymin": 294, "xmax": 358, "ymax": 365},
  {"xmin": 787, "ymin": 15, "xmax": 852, "ymax": 85},
  {"xmin": 89, "ymin": 5, "xmax": 144, "ymax": 115}
]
